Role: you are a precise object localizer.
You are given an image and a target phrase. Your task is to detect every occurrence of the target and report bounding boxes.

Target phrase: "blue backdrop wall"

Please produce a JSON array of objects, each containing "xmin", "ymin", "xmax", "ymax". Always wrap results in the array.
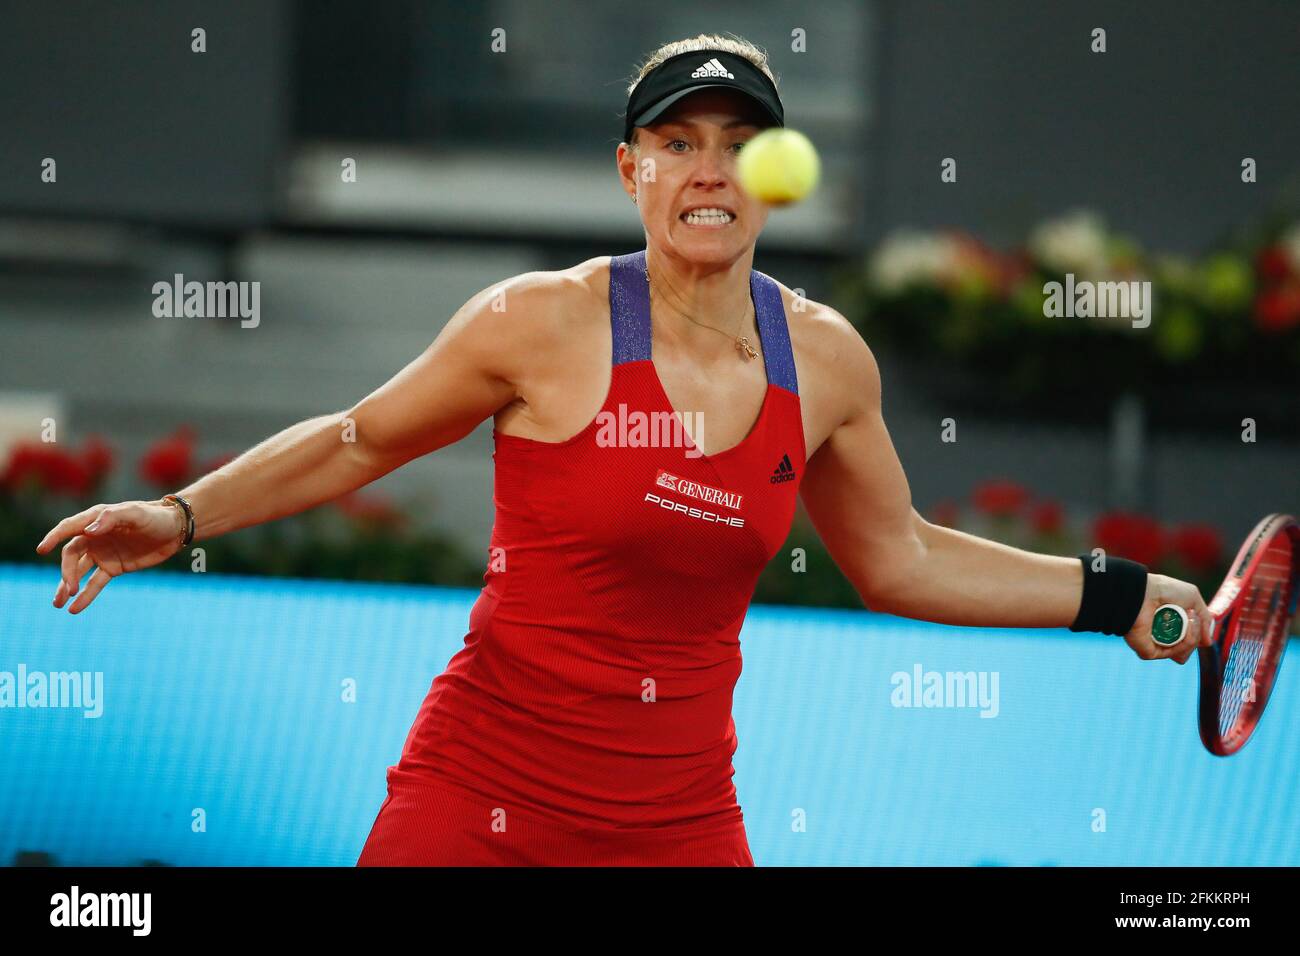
[{"xmin": 2, "ymin": 565, "xmax": 1296, "ymax": 866}]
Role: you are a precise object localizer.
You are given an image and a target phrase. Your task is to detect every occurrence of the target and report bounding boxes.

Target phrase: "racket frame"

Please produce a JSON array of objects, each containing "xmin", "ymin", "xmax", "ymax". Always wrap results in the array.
[{"xmin": 1196, "ymin": 512, "xmax": 1299, "ymax": 756}]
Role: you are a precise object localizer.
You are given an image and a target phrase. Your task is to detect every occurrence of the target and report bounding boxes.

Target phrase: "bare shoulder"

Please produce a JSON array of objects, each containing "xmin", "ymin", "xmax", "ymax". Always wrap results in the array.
[
  {"xmin": 454, "ymin": 257, "xmax": 605, "ymax": 339},
  {"xmin": 769, "ymin": 281, "xmax": 881, "ymax": 450},
  {"xmin": 447, "ymin": 256, "xmax": 609, "ymax": 382}
]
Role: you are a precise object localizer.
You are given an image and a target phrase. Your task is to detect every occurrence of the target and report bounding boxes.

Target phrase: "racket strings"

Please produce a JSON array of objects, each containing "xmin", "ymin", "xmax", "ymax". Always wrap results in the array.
[{"xmin": 1218, "ymin": 539, "xmax": 1295, "ymax": 745}]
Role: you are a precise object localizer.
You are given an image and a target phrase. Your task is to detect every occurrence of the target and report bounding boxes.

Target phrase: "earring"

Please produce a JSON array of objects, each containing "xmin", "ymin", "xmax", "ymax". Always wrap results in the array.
[{"xmin": 631, "ymin": 196, "xmax": 638, "ymax": 204}]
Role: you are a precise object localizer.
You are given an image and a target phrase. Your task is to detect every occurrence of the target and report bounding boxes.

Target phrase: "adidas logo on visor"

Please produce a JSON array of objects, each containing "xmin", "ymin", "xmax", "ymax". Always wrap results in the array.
[{"xmin": 691, "ymin": 57, "xmax": 735, "ymax": 79}]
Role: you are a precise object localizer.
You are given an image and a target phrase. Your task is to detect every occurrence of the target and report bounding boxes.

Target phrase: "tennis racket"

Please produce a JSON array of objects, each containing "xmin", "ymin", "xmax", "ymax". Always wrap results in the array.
[{"xmin": 1151, "ymin": 513, "xmax": 1299, "ymax": 756}]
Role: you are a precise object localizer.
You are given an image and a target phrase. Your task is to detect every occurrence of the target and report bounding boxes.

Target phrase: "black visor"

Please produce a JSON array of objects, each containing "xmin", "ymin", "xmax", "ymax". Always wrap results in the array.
[{"xmin": 623, "ymin": 50, "xmax": 784, "ymax": 144}]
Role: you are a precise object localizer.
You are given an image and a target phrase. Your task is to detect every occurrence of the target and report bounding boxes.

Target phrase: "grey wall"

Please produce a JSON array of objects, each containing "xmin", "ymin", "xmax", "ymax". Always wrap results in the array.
[
  {"xmin": 0, "ymin": 239, "xmax": 543, "ymax": 551},
  {"xmin": 0, "ymin": 0, "xmax": 290, "ymax": 228},
  {"xmin": 868, "ymin": 0, "xmax": 1300, "ymax": 251}
]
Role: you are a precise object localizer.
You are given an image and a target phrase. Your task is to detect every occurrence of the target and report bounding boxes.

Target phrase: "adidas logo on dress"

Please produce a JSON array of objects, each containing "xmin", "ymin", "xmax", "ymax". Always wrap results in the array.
[
  {"xmin": 770, "ymin": 453, "xmax": 796, "ymax": 484},
  {"xmin": 691, "ymin": 58, "xmax": 734, "ymax": 79}
]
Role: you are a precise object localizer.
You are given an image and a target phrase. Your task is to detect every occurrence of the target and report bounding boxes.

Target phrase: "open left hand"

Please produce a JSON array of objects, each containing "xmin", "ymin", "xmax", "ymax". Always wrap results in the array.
[{"xmin": 35, "ymin": 499, "xmax": 185, "ymax": 614}]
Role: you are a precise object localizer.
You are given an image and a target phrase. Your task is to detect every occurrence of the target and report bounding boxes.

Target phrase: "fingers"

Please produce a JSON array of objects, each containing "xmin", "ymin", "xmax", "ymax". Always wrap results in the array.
[
  {"xmin": 1169, "ymin": 608, "xmax": 1198, "ymax": 663},
  {"xmin": 59, "ymin": 536, "xmax": 89, "ymax": 598},
  {"xmin": 84, "ymin": 504, "xmax": 128, "ymax": 537},
  {"xmin": 1193, "ymin": 594, "xmax": 1215, "ymax": 647},
  {"xmin": 53, "ymin": 552, "xmax": 96, "ymax": 609},
  {"xmin": 1155, "ymin": 583, "xmax": 1212, "ymax": 662},
  {"xmin": 1179, "ymin": 588, "xmax": 1214, "ymax": 651},
  {"xmin": 66, "ymin": 566, "xmax": 114, "ymax": 614},
  {"xmin": 36, "ymin": 505, "xmax": 107, "ymax": 555},
  {"xmin": 43, "ymin": 503, "xmax": 148, "ymax": 614},
  {"xmin": 1133, "ymin": 576, "xmax": 1214, "ymax": 665}
]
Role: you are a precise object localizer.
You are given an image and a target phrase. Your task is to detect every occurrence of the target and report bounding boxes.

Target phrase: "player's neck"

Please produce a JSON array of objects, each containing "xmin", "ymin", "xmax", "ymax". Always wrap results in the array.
[{"xmin": 644, "ymin": 250, "xmax": 757, "ymax": 355}]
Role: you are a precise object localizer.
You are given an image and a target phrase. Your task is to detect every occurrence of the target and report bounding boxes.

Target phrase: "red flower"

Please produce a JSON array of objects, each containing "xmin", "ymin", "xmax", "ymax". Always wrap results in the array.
[
  {"xmin": 1252, "ymin": 283, "xmax": 1300, "ymax": 333},
  {"xmin": 972, "ymin": 480, "xmax": 1029, "ymax": 518},
  {"xmin": 333, "ymin": 491, "xmax": 406, "ymax": 531},
  {"xmin": 1170, "ymin": 523, "xmax": 1223, "ymax": 573},
  {"xmin": 1092, "ymin": 511, "xmax": 1167, "ymax": 567},
  {"xmin": 947, "ymin": 233, "xmax": 1027, "ymax": 299},
  {"xmin": 1030, "ymin": 499, "xmax": 1064, "ymax": 535},
  {"xmin": 139, "ymin": 426, "xmax": 196, "ymax": 489},
  {"xmin": 1, "ymin": 442, "xmax": 90, "ymax": 496},
  {"xmin": 997, "ymin": 252, "xmax": 1033, "ymax": 297},
  {"xmin": 1256, "ymin": 245, "xmax": 1293, "ymax": 284},
  {"xmin": 2, "ymin": 443, "xmax": 49, "ymax": 492},
  {"xmin": 930, "ymin": 499, "xmax": 960, "ymax": 528}
]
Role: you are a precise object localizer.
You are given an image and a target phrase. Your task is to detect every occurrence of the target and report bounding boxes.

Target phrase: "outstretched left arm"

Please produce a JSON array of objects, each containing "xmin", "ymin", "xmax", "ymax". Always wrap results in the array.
[{"xmin": 797, "ymin": 315, "xmax": 1211, "ymax": 659}]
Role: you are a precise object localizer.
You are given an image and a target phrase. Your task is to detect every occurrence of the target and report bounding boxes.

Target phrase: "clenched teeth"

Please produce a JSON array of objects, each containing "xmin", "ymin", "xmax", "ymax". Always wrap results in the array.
[{"xmin": 683, "ymin": 208, "xmax": 734, "ymax": 224}]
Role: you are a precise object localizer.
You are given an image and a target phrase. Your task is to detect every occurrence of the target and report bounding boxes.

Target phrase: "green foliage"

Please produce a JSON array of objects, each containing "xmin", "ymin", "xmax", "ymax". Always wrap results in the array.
[
  {"xmin": 754, "ymin": 524, "xmax": 864, "ymax": 609},
  {"xmin": 845, "ymin": 213, "xmax": 1300, "ymax": 408}
]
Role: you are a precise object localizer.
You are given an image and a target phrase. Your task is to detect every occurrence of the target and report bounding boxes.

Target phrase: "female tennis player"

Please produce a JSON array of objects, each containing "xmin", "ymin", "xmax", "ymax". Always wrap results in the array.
[{"xmin": 35, "ymin": 34, "xmax": 1214, "ymax": 866}]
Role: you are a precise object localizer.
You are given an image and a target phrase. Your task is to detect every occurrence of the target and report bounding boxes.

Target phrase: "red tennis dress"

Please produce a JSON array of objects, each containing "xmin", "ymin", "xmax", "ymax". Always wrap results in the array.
[{"xmin": 357, "ymin": 249, "xmax": 805, "ymax": 865}]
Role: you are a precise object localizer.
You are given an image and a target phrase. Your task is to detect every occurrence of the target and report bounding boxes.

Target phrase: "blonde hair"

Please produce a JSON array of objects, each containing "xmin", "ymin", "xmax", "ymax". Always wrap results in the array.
[{"xmin": 625, "ymin": 33, "xmax": 778, "ymax": 148}]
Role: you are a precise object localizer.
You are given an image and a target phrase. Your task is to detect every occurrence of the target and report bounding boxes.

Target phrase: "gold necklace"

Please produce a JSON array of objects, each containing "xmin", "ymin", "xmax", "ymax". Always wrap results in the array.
[{"xmin": 644, "ymin": 264, "xmax": 759, "ymax": 361}]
